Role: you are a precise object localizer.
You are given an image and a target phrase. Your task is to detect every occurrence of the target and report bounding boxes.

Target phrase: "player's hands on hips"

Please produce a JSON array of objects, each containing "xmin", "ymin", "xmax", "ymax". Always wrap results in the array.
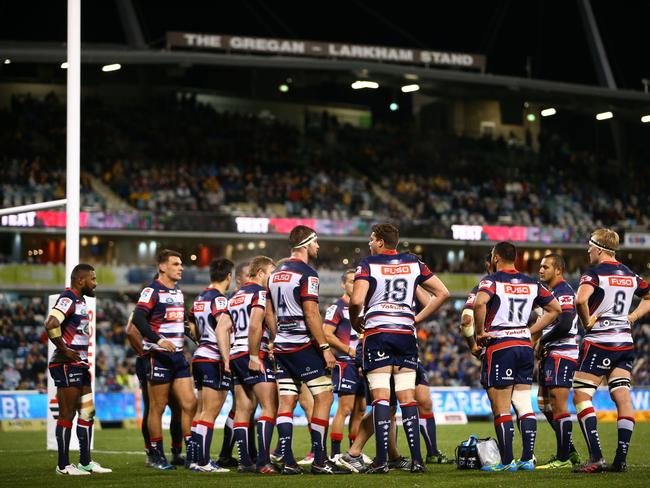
[
  {"xmin": 470, "ymin": 344, "xmax": 482, "ymax": 359},
  {"xmin": 476, "ymin": 332, "xmax": 492, "ymax": 347},
  {"xmin": 157, "ymin": 338, "xmax": 176, "ymax": 352},
  {"xmin": 323, "ymin": 348, "xmax": 336, "ymax": 369},
  {"xmin": 249, "ymin": 355, "xmax": 262, "ymax": 373},
  {"xmin": 63, "ymin": 347, "xmax": 81, "ymax": 362}
]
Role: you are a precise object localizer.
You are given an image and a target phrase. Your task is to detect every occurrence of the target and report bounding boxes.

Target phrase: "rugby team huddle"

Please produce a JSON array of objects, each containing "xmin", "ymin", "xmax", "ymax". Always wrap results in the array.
[{"xmin": 45, "ymin": 223, "xmax": 650, "ymax": 475}]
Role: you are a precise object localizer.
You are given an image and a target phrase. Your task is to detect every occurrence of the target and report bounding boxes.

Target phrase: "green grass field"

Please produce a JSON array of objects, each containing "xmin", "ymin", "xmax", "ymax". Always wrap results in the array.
[{"xmin": 1, "ymin": 421, "xmax": 648, "ymax": 487}]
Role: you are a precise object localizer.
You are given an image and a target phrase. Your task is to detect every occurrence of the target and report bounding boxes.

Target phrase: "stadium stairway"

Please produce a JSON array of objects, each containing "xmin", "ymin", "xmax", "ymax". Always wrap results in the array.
[
  {"xmin": 371, "ymin": 182, "xmax": 414, "ymax": 219},
  {"xmin": 86, "ymin": 173, "xmax": 136, "ymax": 212}
]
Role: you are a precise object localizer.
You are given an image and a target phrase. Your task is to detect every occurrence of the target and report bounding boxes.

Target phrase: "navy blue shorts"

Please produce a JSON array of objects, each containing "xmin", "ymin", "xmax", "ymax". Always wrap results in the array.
[
  {"xmin": 539, "ymin": 354, "xmax": 577, "ymax": 388},
  {"xmin": 362, "ymin": 332, "xmax": 418, "ymax": 373},
  {"xmin": 49, "ymin": 363, "xmax": 91, "ymax": 388},
  {"xmin": 481, "ymin": 341, "xmax": 534, "ymax": 388},
  {"xmin": 578, "ymin": 341, "xmax": 634, "ymax": 376},
  {"xmin": 416, "ymin": 362, "xmax": 429, "ymax": 386},
  {"xmin": 230, "ymin": 354, "xmax": 276, "ymax": 386},
  {"xmin": 192, "ymin": 359, "xmax": 232, "ymax": 390},
  {"xmin": 274, "ymin": 344, "xmax": 328, "ymax": 383},
  {"xmin": 145, "ymin": 350, "xmax": 191, "ymax": 383},
  {"xmin": 332, "ymin": 360, "xmax": 364, "ymax": 396}
]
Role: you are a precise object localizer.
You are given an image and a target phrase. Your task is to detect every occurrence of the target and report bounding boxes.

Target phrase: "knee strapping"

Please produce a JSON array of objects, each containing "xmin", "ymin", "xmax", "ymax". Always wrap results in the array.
[
  {"xmin": 367, "ymin": 372, "xmax": 391, "ymax": 391},
  {"xmin": 511, "ymin": 388, "xmax": 534, "ymax": 416},
  {"xmin": 575, "ymin": 400, "xmax": 593, "ymax": 414},
  {"xmin": 306, "ymin": 375, "xmax": 333, "ymax": 395},
  {"xmin": 277, "ymin": 378, "xmax": 300, "ymax": 396},
  {"xmin": 608, "ymin": 376, "xmax": 631, "ymax": 393},
  {"xmin": 78, "ymin": 393, "xmax": 95, "ymax": 422},
  {"xmin": 573, "ymin": 378, "xmax": 598, "ymax": 398},
  {"xmin": 393, "ymin": 371, "xmax": 416, "ymax": 392}
]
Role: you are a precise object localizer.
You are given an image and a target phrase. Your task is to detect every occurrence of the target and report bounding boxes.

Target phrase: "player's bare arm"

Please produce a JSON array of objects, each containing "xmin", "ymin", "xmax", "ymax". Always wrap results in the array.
[
  {"xmin": 215, "ymin": 312, "xmax": 234, "ymax": 372},
  {"xmin": 415, "ymin": 276, "xmax": 449, "ymax": 324},
  {"xmin": 349, "ymin": 279, "xmax": 368, "ymax": 333}
]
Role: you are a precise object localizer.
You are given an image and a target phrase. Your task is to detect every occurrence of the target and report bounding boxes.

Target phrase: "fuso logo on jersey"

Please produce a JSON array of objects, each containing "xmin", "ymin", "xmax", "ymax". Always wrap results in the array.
[
  {"xmin": 504, "ymin": 284, "xmax": 531, "ymax": 295},
  {"xmin": 273, "ymin": 272, "xmax": 292, "ymax": 283},
  {"xmin": 230, "ymin": 294, "xmax": 247, "ymax": 307},
  {"xmin": 193, "ymin": 302, "xmax": 206, "ymax": 313},
  {"xmin": 165, "ymin": 307, "xmax": 184, "ymax": 322},
  {"xmin": 609, "ymin": 277, "xmax": 634, "ymax": 287},
  {"xmin": 381, "ymin": 265, "xmax": 411, "ymax": 275},
  {"xmin": 559, "ymin": 295, "xmax": 574, "ymax": 305}
]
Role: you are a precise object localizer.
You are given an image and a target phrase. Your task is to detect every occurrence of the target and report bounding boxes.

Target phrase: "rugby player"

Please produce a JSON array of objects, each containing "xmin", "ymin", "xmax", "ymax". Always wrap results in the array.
[
  {"xmin": 45, "ymin": 264, "xmax": 112, "ymax": 475},
  {"xmin": 473, "ymin": 241, "xmax": 564, "ymax": 472},
  {"xmin": 217, "ymin": 256, "xmax": 279, "ymax": 474},
  {"xmin": 186, "ymin": 258, "xmax": 234, "ymax": 472},
  {"xmin": 217, "ymin": 260, "xmax": 251, "ymax": 467},
  {"xmin": 323, "ymin": 269, "xmax": 366, "ymax": 460},
  {"xmin": 572, "ymin": 229, "xmax": 650, "ymax": 473},
  {"xmin": 350, "ymin": 223, "xmax": 449, "ymax": 473},
  {"xmin": 268, "ymin": 225, "xmax": 350, "ymax": 474},
  {"xmin": 535, "ymin": 254, "xmax": 581, "ymax": 469},
  {"xmin": 126, "ymin": 294, "xmax": 185, "ymax": 467},
  {"xmin": 131, "ymin": 250, "xmax": 197, "ymax": 470}
]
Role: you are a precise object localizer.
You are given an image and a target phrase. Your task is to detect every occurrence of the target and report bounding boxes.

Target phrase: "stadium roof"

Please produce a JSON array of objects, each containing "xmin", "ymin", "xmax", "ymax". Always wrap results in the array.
[{"xmin": 1, "ymin": 1, "xmax": 649, "ymax": 113}]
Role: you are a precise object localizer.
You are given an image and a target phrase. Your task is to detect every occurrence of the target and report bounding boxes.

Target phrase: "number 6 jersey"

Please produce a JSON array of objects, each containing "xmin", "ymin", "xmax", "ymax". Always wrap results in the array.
[
  {"xmin": 354, "ymin": 250, "xmax": 434, "ymax": 335},
  {"xmin": 579, "ymin": 260, "xmax": 649, "ymax": 346}
]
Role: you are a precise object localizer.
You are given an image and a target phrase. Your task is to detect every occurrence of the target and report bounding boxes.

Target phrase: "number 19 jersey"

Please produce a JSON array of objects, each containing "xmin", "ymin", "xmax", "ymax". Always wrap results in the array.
[
  {"xmin": 354, "ymin": 250, "xmax": 434, "ymax": 335},
  {"xmin": 269, "ymin": 258, "xmax": 319, "ymax": 353}
]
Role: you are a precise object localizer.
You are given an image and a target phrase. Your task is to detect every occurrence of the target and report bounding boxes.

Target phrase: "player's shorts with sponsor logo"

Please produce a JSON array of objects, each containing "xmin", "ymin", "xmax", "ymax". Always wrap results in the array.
[
  {"xmin": 362, "ymin": 330, "xmax": 418, "ymax": 373},
  {"xmin": 192, "ymin": 357, "xmax": 232, "ymax": 390},
  {"xmin": 49, "ymin": 362, "xmax": 91, "ymax": 388},
  {"xmin": 481, "ymin": 340, "xmax": 533, "ymax": 388},
  {"xmin": 333, "ymin": 359, "xmax": 364, "ymax": 395},
  {"xmin": 230, "ymin": 353, "xmax": 276, "ymax": 386},
  {"xmin": 274, "ymin": 343, "xmax": 328, "ymax": 384},
  {"xmin": 145, "ymin": 350, "xmax": 191, "ymax": 383},
  {"xmin": 538, "ymin": 354, "xmax": 577, "ymax": 388},
  {"xmin": 578, "ymin": 340, "xmax": 634, "ymax": 376}
]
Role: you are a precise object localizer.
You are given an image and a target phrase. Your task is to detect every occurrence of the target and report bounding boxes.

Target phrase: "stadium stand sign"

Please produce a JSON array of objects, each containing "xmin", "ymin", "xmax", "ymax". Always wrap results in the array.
[
  {"xmin": 624, "ymin": 232, "xmax": 650, "ymax": 249},
  {"xmin": 166, "ymin": 31, "xmax": 486, "ymax": 71},
  {"xmin": 451, "ymin": 224, "xmax": 575, "ymax": 244}
]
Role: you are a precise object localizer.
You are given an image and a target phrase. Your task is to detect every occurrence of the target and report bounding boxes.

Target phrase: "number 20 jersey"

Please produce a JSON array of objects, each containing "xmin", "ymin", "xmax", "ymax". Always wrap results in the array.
[
  {"xmin": 269, "ymin": 258, "xmax": 319, "ymax": 353},
  {"xmin": 189, "ymin": 287, "xmax": 228, "ymax": 361},
  {"xmin": 226, "ymin": 282, "xmax": 270, "ymax": 358},
  {"xmin": 478, "ymin": 269, "xmax": 554, "ymax": 345},
  {"xmin": 354, "ymin": 250, "xmax": 434, "ymax": 335},
  {"xmin": 579, "ymin": 260, "xmax": 649, "ymax": 346}
]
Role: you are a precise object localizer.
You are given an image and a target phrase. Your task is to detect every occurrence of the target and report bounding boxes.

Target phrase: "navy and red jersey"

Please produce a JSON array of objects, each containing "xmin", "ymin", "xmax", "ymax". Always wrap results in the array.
[
  {"xmin": 49, "ymin": 289, "xmax": 90, "ymax": 366},
  {"xmin": 542, "ymin": 280, "xmax": 579, "ymax": 359},
  {"xmin": 354, "ymin": 250, "xmax": 434, "ymax": 335},
  {"xmin": 189, "ymin": 287, "xmax": 228, "ymax": 361},
  {"xmin": 324, "ymin": 296, "xmax": 358, "ymax": 361},
  {"xmin": 579, "ymin": 260, "xmax": 650, "ymax": 346},
  {"xmin": 226, "ymin": 282, "xmax": 270, "ymax": 358},
  {"xmin": 477, "ymin": 269, "xmax": 555, "ymax": 345},
  {"xmin": 135, "ymin": 279, "xmax": 185, "ymax": 353},
  {"xmin": 269, "ymin": 258, "xmax": 319, "ymax": 353}
]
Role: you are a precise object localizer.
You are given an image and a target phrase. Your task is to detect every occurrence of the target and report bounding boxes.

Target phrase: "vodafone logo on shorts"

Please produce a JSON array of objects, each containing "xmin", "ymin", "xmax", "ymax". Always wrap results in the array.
[
  {"xmin": 609, "ymin": 277, "xmax": 633, "ymax": 287},
  {"xmin": 381, "ymin": 265, "xmax": 411, "ymax": 275},
  {"xmin": 504, "ymin": 284, "xmax": 531, "ymax": 295},
  {"xmin": 272, "ymin": 272, "xmax": 292, "ymax": 283}
]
